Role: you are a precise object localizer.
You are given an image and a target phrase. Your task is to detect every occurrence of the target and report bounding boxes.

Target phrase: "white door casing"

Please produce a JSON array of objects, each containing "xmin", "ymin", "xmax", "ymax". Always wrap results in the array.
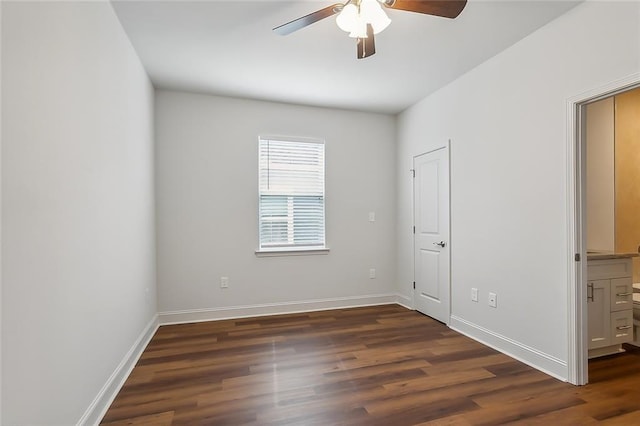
[
  {"xmin": 567, "ymin": 73, "xmax": 640, "ymax": 385},
  {"xmin": 413, "ymin": 146, "xmax": 450, "ymax": 324}
]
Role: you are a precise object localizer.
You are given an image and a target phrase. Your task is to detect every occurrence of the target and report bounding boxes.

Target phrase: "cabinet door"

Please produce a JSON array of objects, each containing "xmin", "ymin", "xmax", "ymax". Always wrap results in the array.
[
  {"xmin": 610, "ymin": 277, "xmax": 633, "ymax": 312},
  {"xmin": 610, "ymin": 310, "xmax": 634, "ymax": 345},
  {"xmin": 588, "ymin": 280, "xmax": 611, "ymax": 349}
]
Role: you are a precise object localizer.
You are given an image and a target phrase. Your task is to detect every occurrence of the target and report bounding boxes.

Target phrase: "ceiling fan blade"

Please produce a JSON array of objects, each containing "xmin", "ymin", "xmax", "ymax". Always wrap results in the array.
[
  {"xmin": 273, "ymin": 4, "xmax": 343, "ymax": 36},
  {"xmin": 383, "ymin": 0, "xmax": 467, "ymax": 19},
  {"xmin": 357, "ymin": 24, "xmax": 376, "ymax": 59}
]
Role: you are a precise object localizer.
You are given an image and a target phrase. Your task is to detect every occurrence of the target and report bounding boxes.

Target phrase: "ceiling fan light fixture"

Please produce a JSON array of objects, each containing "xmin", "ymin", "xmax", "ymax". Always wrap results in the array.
[
  {"xmin": 360, "ymin": 0, "xmax": 391, "ymax": 34},
  {"xmin": 337, "ymin": 0, "xmax": 390, "ymax": 36}
]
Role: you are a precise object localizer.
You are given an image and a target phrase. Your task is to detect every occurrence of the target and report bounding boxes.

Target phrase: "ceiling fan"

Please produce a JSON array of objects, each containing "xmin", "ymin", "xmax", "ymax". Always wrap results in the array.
[{"xmin": 273, "ymin": 0, "xmax": 467, "ymax": 59}]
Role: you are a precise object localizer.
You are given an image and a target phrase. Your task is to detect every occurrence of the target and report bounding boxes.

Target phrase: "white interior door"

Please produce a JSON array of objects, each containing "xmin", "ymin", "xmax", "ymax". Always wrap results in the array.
[{"xmin": 413, "ymin": 147, "xmax": 450, "ymax": 323}]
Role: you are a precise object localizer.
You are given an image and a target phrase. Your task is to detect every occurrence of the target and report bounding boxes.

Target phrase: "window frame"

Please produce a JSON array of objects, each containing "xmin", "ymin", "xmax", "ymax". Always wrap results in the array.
[{"xmin": 255, "ymin": 136, "xmax": 329, "ymax": 257}]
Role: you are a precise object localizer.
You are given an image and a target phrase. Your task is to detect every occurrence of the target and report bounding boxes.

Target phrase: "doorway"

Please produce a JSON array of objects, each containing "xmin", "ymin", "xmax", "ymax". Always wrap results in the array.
[
  {"xmin": 569, "ymin": 75, "xmax": 640, "ymax": 385},
  {"xmin": 413, "ymin": 146, "xmax": 450, "ymax": 324}
]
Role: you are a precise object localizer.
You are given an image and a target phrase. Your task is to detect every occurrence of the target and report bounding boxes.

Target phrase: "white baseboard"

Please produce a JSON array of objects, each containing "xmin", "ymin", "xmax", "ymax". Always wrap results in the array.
[
  {"xmin": 77, "ymin": 314, "xmax": 159, "ymax": 426},
  {"xmin": 395, "ymin": 293, "xmax": 413, "ymax": 310},
  {"xmin": 159, "ymin": 293, "xmax": 408, "ymax": 325},
  {"xmin": 450, "ymin": 315, "xmax": 568, "ymax": 381}
]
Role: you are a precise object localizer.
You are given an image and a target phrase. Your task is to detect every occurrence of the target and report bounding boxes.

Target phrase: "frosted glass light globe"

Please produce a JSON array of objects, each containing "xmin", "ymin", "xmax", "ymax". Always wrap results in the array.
[{"xmin": 336, "ymin": 4, "xmax": 358, "ymax": 33}]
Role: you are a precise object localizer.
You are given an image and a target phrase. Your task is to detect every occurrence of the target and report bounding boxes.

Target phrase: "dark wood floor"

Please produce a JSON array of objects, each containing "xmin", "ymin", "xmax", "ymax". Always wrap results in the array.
[{"xmin": 102, "ymin": 305, "xmax": 640, "ymax": 425}]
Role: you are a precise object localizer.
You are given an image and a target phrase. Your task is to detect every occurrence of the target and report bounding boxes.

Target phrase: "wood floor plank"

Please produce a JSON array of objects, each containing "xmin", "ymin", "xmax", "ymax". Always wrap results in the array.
[
  {"xmin": 382, "ymin": 368, "xmax": 496, "ymax": 394},
  {"xmin": 467, "ymin": 393, "xmax": 586, "ymax": 425},
  {"xmin": 101, "ymin": 410, "xmax": 175, "ymax": 426},
  {"xmin": 515, "ymin": 404, "xmax": 605, "ymax": 425},
  {"xmin": 599, "ymin": 410, "xmax": 640, "ymax": 425},
  {"xmin": 416, "ymin": 414, "xmax": 474, "ymax": 425},
  {"xmin": 101, "ymin": 305, "xmax": 640, "ymax": 425}
]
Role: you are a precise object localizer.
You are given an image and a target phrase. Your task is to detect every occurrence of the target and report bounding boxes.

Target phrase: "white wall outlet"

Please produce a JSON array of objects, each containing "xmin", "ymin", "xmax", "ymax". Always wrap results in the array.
[
  {"xmin": 369, "ymin": 268, "xmax": 376, "ymax": 279},
  {"xmin": 488, "ymin": 292, "xmax": 497, "ymax": 308},
  {"xmin": 471, "ymin": 288, "xmax": 478, "ymax": 302},
  {"xmin": 220, "ymin": 276, "xmax": 229, "ymax": 288},
  {"xmin": 368, "ymin": 212, "xmax": 376, "ymax": 222}
]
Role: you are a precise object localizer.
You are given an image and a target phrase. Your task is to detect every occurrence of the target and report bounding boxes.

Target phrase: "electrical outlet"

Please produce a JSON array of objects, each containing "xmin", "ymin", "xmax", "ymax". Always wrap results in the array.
[
  {"xmin": 471, "ymin": 288, "xmax": 478, "ymax": 302},
  {"xmin": 369, "ymin": 268, "xmax": 376, "ymax": 279},
  {"xmin": 220, "ymin": 277, "xmax": 229, "ymax": 289},
  {"xmin": 369, "ymin": 212, "xmax": 376, "ymax": 222},
  {"xmin": 488, "ymin": 292, "xmax": 497, "ymax": 308}
]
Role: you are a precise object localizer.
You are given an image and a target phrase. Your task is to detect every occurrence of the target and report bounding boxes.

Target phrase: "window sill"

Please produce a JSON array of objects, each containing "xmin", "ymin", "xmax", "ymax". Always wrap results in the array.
[{"xmin": 255, "ymin": 247, "xmax": 330, "ymax": 257}]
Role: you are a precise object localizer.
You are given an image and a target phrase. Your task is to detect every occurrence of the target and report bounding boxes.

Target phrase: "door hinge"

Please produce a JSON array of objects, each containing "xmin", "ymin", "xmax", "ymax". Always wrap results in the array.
[
  {"xmin": 413, "ymin": 281, "xmax": 416, "ymax": 289},
  {"xmin": 413, "ymin": 226, "xmax": 415, "ymax": 234},
  {"xmin": 411, "ymin": 169, "xmax": 415, "ymax": 178},
  {"xmin": 575, "ymin": 253, "xmax": 581, "ymax": 262}
]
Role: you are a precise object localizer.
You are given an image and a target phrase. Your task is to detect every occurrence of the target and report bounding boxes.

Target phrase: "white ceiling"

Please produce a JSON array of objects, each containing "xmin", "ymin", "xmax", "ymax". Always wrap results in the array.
[{"xmin": 111, "ymin": 0, "xmax": 580, "ymax": 114}]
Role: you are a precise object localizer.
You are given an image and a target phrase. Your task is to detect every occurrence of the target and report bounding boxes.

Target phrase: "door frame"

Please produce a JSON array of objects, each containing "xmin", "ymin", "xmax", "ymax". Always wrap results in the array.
[
  {"xmin": 412, "ymin": 141, "xmax": 451, "ymax": 324},
  {"xmin": 567, "ymin": 73, "xmax": 640, "ymax": 385}
]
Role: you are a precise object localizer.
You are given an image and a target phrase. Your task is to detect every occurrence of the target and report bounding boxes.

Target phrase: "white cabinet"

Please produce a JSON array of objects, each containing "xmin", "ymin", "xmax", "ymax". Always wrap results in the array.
[
  {"xmin": 587, "ymin": 258, "xmax": 634, "ymax": 358},
  {"xmin": 587, "ymin": 279, "xmax": 610, "ymax": 350}
]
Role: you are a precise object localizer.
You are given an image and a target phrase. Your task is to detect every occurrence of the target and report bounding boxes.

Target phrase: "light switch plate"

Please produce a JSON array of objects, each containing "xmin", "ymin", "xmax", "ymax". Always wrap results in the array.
[
  {"xmin": 488, "ymin": 292, "xmax": 497, "ymax": 308},
  {"xmin": 471, "ymin": 288, "xmax": 478, "ymax": 302},
  {"xmin": 369, "ymin": 212, "xmax": 376, "ymax": 222}
]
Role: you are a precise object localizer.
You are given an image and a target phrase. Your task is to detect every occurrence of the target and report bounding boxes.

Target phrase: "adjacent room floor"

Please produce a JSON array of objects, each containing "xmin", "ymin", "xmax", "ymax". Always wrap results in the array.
[{"xmin": 102, "ymin": 305, "xmax": 640, "ymax": 425}]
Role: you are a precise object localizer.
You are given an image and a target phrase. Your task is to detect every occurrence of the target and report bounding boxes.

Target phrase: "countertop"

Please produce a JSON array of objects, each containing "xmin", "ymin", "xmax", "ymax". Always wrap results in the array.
[{"xmin": 586, "ymin": 251, "xmax": 640, "ymax": 260}]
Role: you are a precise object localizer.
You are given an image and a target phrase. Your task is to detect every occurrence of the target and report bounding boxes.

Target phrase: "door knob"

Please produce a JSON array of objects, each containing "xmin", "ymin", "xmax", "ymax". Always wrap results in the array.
[{"xmin": 433, "ymin": 241, "xmax": 446, "ymax": 248}]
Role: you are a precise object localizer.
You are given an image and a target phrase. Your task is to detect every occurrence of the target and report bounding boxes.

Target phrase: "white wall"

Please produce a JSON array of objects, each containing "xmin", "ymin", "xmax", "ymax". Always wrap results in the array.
[
  {"xmin": 2, "ymin": 2, "xmax": 156, "ymax": 424},
  {"xmin": 397, "ymin": 0, "xmax": 640, "ymax": 379},
  {"xmin": 586, "ymin": 97, "xmax": 615, "ymax": 253},
  {"xmin": 155, "ymin": 91, "xmax": 397, "ymax": 316}
]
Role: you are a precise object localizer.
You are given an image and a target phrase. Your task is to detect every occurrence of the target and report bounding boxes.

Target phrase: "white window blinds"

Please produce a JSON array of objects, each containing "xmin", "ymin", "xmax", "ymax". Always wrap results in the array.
[{"xmin": 259, "ymin": 137, "xmax": 325, "ymax": 250}]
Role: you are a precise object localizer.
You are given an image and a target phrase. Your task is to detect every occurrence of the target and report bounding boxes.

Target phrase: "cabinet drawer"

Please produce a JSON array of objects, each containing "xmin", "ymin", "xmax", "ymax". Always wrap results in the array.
[
  {"xmin": 587, "ymin": 258, "xmax": 633, "ymax": 280},
  {"xmin": 610, "ymin": 277, "xmax": 633, "ymax": 312},
  {"xmin": 610, "ymin": 310, "xmax": 634, "ymax": 345}
]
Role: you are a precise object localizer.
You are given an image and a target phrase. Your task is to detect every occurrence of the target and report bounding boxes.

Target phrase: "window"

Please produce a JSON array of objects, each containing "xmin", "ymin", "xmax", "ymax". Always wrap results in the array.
[{"xmin": 258, "ymin": 137, "xmax": 326, "ymax": 252}]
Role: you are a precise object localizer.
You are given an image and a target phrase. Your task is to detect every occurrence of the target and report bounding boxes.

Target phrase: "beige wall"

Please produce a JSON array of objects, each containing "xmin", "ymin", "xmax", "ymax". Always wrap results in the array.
[
  {"xmin": 2, "ymin": 2, "xmax": 156, "ymax": 423},
  {"xmin": 586, "ymin": 97, "xmax": 615, "ymax": 252},
  {"xmin": 615, "ymin": 87, "xmax": 640, "ymax": 283},
  {"xmin": 397, "ymin": 0, "xmax": 640, "ymax": 378},
  {"xmin": 155, "ymin": 90, "xmax": 398, "ymax": 314}
]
